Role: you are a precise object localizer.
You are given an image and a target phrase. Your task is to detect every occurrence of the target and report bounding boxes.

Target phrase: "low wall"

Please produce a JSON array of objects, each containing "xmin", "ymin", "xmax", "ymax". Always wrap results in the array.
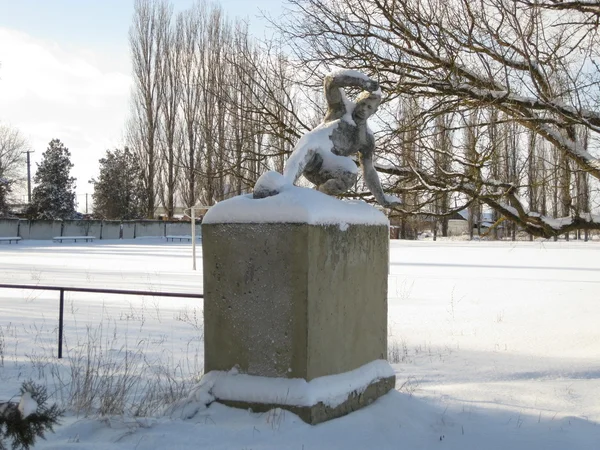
[
  {"xmin": 166, "ymin": 222, "xmax": 191, "ymax": 236},
  {"xmin": 26, "ymin": 220, "xmax": 64, "ymax": 240},
  {"xmin": 0, "ymin": 219, "xmax": 19, "ymax": 237},
  {"xmin": 122, "ymin": 222, "xmax": 136, "ymax": 239},
  {"xmin": 62, "ymin": 220, "xmax": 103, "ymax": 238},
  {"xmin": 135, "ymin": 221, "xmax": 165, "ymax": 238},
  {"xmin": 0, "ymin": 218, "xmax": 200, "ymax": 240},
  {"xmin": 16, "ymin": 220, "xmax": 30, "ymax": 239},
  {"xmin": 101, "ymin": 221, "xmax": 121, "ymax": 240}
]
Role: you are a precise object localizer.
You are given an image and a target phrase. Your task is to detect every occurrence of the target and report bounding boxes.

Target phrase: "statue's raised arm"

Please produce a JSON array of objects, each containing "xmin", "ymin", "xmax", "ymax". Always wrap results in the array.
[
  {"xmin": 253, "ymin": 69, "xmax": 400, "ymax": 208},
  {"xmin": 323, "ymin": 70, "xmax": 380, "ymax": 122}
]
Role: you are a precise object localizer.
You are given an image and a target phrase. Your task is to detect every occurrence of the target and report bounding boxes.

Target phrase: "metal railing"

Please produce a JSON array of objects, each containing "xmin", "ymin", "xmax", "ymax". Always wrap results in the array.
[{"xmin": 0, "ymin": 283, "xmax": 203, "ymax": 359}]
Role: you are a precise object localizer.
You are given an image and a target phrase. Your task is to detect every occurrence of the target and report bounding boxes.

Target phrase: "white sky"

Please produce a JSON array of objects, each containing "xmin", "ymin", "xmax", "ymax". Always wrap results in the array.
[{"xmin": 0, "ymin": 0, "xmax": 283, "ymax": 209}]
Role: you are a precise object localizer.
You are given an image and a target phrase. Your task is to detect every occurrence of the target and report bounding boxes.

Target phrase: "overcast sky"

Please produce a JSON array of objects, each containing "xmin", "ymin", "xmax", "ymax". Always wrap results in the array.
[{"xmin": 0, "ymin": 0, "xmax": 283, "ymax": 209}]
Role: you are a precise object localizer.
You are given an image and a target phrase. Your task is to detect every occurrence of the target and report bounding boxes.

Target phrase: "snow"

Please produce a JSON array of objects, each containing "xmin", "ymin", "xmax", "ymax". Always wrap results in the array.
[
  {"xmin": 281, "ymin": 121, "xmax": 336, "ymax": 183},
  {"xmin": 340, "ymin": 90, "xmax": 357, "ymax": 124},
  {"xmin": 328, "ymin": 68, "xmax": 371, "ymax": 81},
  {"xmin": 319, "ymin": 146, "xmax": 359, "ymax": 175},
  {"xmin": 180, "ymin": 360, "xmax": 393, "ymax": 410},
  {"xmin": 538, "ymin": 123, "xmax": 600, "ymax": 168},
  {"xmin": 383, "ymin": 193, "xmax": 402, "ymax": 205},
  {"xmin": 1, "ymin": 238, "xmax": 600, "ymax": 449},
  {"xmin": 253, "ymin": 170, "xmax": 288, "ymax": 194},
  {"xmin": 496, "ymin": 202, "xmax": 600, "ymax": 230},
  {"xmin": 18, "ymin": 392, "xmax": 38, "ymax": 418},
  {"xmin": 204, "ymin": 184, "xmax": 388, "ymax": 226}
]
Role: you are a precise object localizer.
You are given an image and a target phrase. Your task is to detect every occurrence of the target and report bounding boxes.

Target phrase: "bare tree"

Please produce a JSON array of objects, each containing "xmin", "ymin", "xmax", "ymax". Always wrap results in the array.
[
  {"xmin": 575, "ymin": 128, "xmax": 591, "ymax": 240},
  {"xmin": 157, "ymin": 8, "xmax": 182, "ymax": 219},
  {"xmin": 0, "ymin": 124, "xmax": 27, "ymax": 215},
  {"xmin": 433, "ymin": 113, "xmax": 453, "ymax": 238},
  {"xmin": 126, "ymin": 0, "xmax": 326, "ymax": 214},
  {"xmin": 192, "ymin": 5, "xmax": 231, "ymax": 205},
  {"xmin": 129, "ymin": 0, "xmax": 171, "ymax": 218},
  {"xmin": 279, "ymin": 0, "xmax": 600, "ymax": 238},
  {"xmin": 177, "ymin": 4, "xmax": 205, "ymax": 209},
  {"xmin": 0, "ymin": 124, "xmax": 27, "ymax": 187},
  {"xmin": 227, "ymin": 35, "xmax": 325, "ymax": 186}
]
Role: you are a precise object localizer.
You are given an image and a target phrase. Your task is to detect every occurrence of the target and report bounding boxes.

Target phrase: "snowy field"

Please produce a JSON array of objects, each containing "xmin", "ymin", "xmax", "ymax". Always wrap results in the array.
[{"xmin": 1, "ymin": 238, "xmax": 600, "ymax": 449}]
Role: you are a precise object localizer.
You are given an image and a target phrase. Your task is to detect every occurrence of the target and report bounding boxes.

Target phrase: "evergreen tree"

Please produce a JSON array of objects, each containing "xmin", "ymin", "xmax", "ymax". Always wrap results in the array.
[
  {"xmin": 28, "ymin": 139, "xmax": 76, "ymax": 220},
  {"xmin": 0, "ymin": 381, "xmax": 63, "ymax": 450},
  {"xmin": 0, "ymin": 177, "xmax": 12, "ymax": 218},
  {"xmin": 91, "ymin": 147, "xmax": 147, "ymax": 220}
]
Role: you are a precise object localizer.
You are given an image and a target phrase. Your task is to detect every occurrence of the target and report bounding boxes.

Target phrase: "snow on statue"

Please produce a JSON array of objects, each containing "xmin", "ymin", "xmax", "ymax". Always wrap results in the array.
[{"xmin": 253, "ymin": 69, "xmax": 401, "ymax": 207}]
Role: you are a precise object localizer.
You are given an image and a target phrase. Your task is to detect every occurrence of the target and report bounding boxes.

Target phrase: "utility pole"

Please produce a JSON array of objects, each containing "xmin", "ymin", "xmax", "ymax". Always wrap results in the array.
[
  {"xmin": 85, "ymin": 193, "xmax": 88, "ymax": 214},
  {"xmin": 22, "ymin": 150, "xmax": 34, "ymax": 203}
]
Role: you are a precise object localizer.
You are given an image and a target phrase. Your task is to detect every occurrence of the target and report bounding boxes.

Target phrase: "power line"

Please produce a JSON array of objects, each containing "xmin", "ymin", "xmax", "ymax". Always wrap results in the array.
[{"xmin": 22, "ymin": 150, "xmax": 35, "ymax": 203}]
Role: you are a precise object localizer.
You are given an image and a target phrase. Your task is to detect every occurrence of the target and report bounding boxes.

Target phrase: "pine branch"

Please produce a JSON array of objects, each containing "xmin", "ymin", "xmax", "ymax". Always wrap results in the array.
[{"xmin": 0, "ymin": 381, "xmax": 64, "ymax": 450}]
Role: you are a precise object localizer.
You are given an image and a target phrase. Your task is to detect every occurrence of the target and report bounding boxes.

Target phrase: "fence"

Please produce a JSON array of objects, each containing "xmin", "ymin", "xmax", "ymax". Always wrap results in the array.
[
  {"xmin": 0, "ymin": 283, "xmax": 203, "ymax": 358},
  {"xmin": 0, "ymin": 219, "xmax": 202, "ymax": 240}
]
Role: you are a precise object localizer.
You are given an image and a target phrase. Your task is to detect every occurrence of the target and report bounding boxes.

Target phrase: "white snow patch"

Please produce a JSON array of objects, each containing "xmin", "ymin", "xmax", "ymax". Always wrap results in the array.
[
  {"xmin": 253, "ymin": 170, "xmax": 288, "ymax": 195},
  {"xmin": 328, "ymin": 68, "xmax": 371, "ymax": 81},
  {"xmin": 383, "ymin": 193, "xmax": 402, "ymax": 205},
  {"xmin": 182, "ymin": 360, "xmax": 393, "ymax": 411},
  {"xmin": 4, "ymin": 240, "xmax": 600, "ymax": 448},
  {"xmin": 203, "ymin": 185, "xmax": 388, "ymax": 226},
  {"xmin": 18, "ymin": 392, "xmax": 38, "ymax": 418},
  {"xmin": 282, "ymin": 122, "xmax": 336, "ymax": 183},
  {"xmin": 319, "ymin": 147, "xmax": 359, "ymax": 175},
  {"xmin": 340, "ymin": 90, "xmax": 357, "ymax": 125}
]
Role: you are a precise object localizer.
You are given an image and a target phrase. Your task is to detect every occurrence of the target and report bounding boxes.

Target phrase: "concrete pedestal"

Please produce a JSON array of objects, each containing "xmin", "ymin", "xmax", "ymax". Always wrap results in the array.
[{"xmin": 202, "ymin": 217, "xmax": 393, "ymax": 423}]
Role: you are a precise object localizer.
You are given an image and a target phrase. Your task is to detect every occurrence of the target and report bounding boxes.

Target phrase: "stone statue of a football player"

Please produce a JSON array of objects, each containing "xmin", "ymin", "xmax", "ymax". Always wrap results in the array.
[{"xmin": 253, "ymin": 70, "xmax": 400, "ymax": 207}]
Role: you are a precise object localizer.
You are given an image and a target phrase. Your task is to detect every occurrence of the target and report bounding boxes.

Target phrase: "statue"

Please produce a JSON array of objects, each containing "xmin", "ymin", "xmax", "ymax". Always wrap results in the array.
[{"xmin": 253, "ymin": 69, "xmax": 401, "ymax": 207}]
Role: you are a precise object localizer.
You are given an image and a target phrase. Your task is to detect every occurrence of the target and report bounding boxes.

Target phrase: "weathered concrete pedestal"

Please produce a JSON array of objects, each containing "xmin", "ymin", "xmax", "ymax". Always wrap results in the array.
[{"xmin": 202, "ymin": 190, "xmax": 394, "ymax": 424}]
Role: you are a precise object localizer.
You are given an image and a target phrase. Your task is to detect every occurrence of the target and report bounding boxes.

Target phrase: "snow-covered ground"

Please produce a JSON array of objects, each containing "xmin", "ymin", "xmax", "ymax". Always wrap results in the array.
[{"xmin": 1, "ymin": 238, "xmax": 599, "ymax": 449}]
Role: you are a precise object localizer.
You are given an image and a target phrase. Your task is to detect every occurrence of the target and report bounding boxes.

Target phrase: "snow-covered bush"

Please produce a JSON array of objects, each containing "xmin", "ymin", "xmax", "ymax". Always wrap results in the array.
[{"xmin": 0, "ymin": 381, "xmax": 63, "ymax": 450}]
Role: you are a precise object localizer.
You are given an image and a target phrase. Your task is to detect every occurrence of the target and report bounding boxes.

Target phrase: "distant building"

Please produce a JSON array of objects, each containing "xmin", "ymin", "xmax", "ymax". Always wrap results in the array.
[{"xmin": 154, "ymin": 205, "xmax": 211, "ymax": 221}]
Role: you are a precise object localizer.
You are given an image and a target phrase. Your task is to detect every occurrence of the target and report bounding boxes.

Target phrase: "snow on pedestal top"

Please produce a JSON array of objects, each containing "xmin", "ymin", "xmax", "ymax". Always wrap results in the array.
[{"xmin": 202, "ymin": 185, "xmax": 389, "ymax": 226}]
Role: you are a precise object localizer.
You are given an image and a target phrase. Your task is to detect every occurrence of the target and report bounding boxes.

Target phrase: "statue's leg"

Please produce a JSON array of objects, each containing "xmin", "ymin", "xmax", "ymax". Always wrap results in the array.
[
  {"xmin": 317, "ymin": 170, "xmax": 358, "ymax": 195},
  {"xmin": 254, "ymin": 147, "xmax": 319, "ymax": 199},
  {"xmin": 304, "ymin": 150, "xmax": 358, "ymax": 195}
]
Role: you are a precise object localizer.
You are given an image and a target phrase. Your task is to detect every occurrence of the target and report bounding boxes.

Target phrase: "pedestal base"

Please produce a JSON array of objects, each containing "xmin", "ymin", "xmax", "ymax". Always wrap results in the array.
[
  {"xmin": 219, "ymin": 376, "xmax": 395, "ymax": 424},
  {"xmin": 202, "ymin": 222, "xmax": 389, "ymax": 380},
  {"xmin": 201, "ymin": 360, "xmax": 395, "ymax": 425},
  {"xmin": 201, "ymin": 191, "xmax": 392, "ymax": 424}
]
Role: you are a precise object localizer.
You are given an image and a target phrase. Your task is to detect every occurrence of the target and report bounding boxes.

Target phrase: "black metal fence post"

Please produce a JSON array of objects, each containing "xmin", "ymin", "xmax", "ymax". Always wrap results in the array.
[
  {"xmin": 58, "ymin": 289, "xmax": 64, "ymax": 359},
  {"xmin": 0, "ymin": 283, "xmax": 203, "ymax": 360}
]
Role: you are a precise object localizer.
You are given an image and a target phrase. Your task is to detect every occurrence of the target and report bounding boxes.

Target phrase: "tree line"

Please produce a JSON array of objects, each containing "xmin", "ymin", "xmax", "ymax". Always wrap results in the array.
[
  {"xmin": 0, "ymin": 125, "xmax": 27, "ymax": 218},
  {"xmin": 0, "ymin": 129, "xmax": 79, "ymax": 221},
  {"xmin": 275, "ymin": 0, "xmax": 600, "ymax": 239},
  {"xmin": 0, "ymin": 131, "xmax": 145, "ymax": 221},
  {"xmin": 119, "ymin": 0, "xmax": 599, "ymax": 239},
  {"xmin": 123, "ymin": 0, "xmax": 310, "ymax": 220},
  {"xmin": 2, "ymin": 0, "xmax": 599, "ymax": 239}
]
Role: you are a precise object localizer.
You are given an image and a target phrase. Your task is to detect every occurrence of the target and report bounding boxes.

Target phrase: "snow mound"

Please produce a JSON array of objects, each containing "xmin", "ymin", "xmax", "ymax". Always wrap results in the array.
[
  {"xmin": 166, "ymin": 360, "xmax": 394, "ymax": 419},
  {"xmin": 328, "ymin": 68, "xmax": 371, "ymax": 81},
  {"xmin": 203, "ymin": 185, "xmax": 388, "ymax": 226},
  {"xmin": 18, "ymin": 392, "xmax": 38, "ymax": 418},
  {"xmin": 253, "ymin": 170, "xmax": 288, "ymax": 199}
]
